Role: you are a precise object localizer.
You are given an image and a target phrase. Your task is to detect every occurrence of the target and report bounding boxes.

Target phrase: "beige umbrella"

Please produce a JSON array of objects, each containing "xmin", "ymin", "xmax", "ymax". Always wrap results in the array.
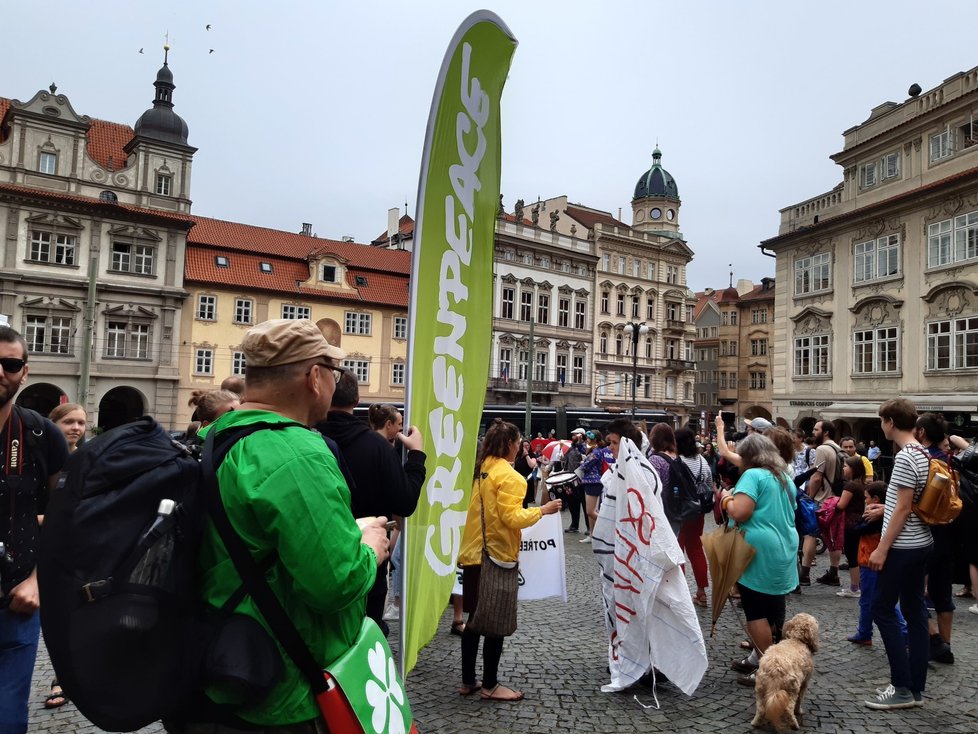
[{"xmin": 702, "ymin": 524, "xmax": 757, "ymax": 637}]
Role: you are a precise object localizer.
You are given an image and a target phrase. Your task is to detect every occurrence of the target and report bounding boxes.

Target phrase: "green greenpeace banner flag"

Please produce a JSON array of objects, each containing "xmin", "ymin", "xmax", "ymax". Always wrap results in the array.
[{"xmin": 402, "ymin": 11, "xmax": 517, "ymax": 674}]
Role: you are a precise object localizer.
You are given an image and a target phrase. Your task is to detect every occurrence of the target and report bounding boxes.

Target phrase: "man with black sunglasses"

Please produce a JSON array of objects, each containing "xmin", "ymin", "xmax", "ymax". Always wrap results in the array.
[{"xmin": 0, "ymin": 326, "xmax": 68, "ymax": 733}]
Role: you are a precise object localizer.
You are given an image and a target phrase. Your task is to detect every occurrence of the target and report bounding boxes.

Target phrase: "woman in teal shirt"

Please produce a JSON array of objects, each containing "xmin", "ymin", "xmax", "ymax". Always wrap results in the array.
[{"xmin": 719, "ymin": 433, "xmax": 799, "ymax": 685}]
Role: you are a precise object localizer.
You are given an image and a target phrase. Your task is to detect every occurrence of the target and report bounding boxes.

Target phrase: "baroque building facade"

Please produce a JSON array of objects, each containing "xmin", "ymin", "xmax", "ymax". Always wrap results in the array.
[
  {"xmin": 762, "ymin": 64, "xmax": 978, "ymax": 441},
  {"xmin": 0, "ymin": 56, "xmax": 196, "ymax": 430}
]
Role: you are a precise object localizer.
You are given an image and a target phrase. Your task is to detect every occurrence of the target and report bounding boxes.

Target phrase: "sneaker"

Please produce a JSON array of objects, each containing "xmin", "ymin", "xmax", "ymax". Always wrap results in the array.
[
  {"xmin": 969, "ymin": 603, "xmax": 978, "ymax": 615},
  {"xmin": 847, "ymin": 634, "xmax": 872, "ymax": 646},
  {"xmin": 816, "ymin": 571, "xmax": 840, "ymax": 586},
  {"xmin": 383, "ymin": 602, "xmax": 400, "ymax": 621},
  {"xmin": 579, "ymin": 535, "xmax": 592, "ymax": 544},
  {"xmin": 730, "ymin": 655, "xmax": 758, "ymax": 674},
  {"xmin": 865, "ymin": 684, "xmax": 916, "ymax": 710},
  {"xmin": 798, "ymin": 575, "xmax": 811, "ymax": 587},
  {"xmin": 564, "ymin": 527, "xmax": 579, "ymax": 534},
  {"xmin": 912, "ymin": 691, "xmax": 924, "ymax": 707},
  {"xmin": 837, "ymin": 588, "xmax": 861, "ymax": 598},
  {"xmin": 736, "ymin": 671, "xmax": 756, "ymax": 687}
]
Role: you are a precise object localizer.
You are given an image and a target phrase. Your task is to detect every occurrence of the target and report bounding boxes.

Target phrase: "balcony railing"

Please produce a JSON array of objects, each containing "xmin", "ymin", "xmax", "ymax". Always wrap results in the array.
[
  {"xmin": 663, "ymin": 359, "xmax": 696, "ymax": 371},
  {"xmin": 487, "ymin": 377, "xmax": 560, "ymax": 393},
  {"xmin": 664, "ymin": 319, "xmax": 686, "ymax": 332}
]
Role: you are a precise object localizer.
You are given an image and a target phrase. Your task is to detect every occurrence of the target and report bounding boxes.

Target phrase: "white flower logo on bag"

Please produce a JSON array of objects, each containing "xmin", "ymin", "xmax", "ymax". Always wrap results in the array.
[{"xmin": 364, "ymin": 641, "xmax": 406, "ymax": 734}]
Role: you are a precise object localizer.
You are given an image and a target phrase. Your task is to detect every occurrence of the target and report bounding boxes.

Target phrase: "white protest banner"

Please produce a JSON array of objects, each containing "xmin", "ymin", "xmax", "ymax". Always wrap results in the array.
[{"xmin": 452, "ymin": 512, "xmax": 566, "ymax": 602}]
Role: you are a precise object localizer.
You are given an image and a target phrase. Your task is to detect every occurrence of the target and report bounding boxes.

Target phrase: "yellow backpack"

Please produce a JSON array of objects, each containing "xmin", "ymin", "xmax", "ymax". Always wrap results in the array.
[{"xmin": 911, "ymin": 448, "xmax": 963, "ymax": 525}]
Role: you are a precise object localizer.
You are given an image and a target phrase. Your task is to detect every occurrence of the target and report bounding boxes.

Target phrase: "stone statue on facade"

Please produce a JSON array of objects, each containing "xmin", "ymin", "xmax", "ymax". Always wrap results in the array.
[
  {"xmin": 531, "ymin": 203, "xmax": 540, "ymax": 226},
  {"xmin": 498, "ymin": 194, "xmax": 505, "ymax": 217},
  {"xmin": 514, "ymin": 198, "xmax": 525, "ymax": 223},
  {"xmin": 549, "ymin": 210, "xmax": 559, "ymax": 232}
]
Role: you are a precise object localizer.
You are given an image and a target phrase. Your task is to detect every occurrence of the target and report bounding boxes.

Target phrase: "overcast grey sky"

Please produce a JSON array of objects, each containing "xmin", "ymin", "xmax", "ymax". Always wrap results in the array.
[{"xmin": 4, "ymin": 1, "xmax": 977, "ymax": 290}]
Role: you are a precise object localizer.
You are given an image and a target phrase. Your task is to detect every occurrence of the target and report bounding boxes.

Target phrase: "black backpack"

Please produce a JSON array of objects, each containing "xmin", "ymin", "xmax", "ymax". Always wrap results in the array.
[
  {"xmin": 38, "ymin": 416, "xmax": 297, "ymax": 731},
  {"xmin": 655, "ymin": 452, "xmax": 702, "ymax": 522}
]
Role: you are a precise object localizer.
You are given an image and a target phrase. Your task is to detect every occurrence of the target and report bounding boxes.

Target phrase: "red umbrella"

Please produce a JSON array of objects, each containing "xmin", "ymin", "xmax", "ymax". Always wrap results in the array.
[{"xmin": 539, "ymin": 440, "xmax": 572, "ymax": 462}]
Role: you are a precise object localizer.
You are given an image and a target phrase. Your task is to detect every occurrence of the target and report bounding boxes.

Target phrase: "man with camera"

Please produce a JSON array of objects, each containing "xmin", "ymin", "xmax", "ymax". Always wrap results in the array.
[{"xmin": 0, "ymin": 326, "xmax": 69, "ymax": 733}]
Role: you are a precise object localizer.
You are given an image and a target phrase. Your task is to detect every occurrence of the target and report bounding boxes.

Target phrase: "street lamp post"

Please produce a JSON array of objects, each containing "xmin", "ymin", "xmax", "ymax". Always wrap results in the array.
[{"xmin": 623, "ymin": 321, "xmax": 649, "ymax": 420}]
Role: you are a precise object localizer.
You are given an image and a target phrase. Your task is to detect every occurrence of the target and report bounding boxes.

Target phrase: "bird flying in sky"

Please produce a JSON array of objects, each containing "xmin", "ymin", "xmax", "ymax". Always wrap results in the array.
[{"xmin": 206, "ymin": 24, "xmax": 212, "ymax": 30}]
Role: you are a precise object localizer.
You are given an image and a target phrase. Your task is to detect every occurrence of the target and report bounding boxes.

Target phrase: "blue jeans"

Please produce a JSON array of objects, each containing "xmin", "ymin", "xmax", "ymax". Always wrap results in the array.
[
  {"xmin": 0, "ymin": 609, "xmax": 41, "ymax": 734},
  {"xmin": 857, "ymin": 566, "xmax": 907, "ymax": 640},
  {"xmin": 390, "ymin": 534, "xmax": 403, "ymax": 600},
  {"xmin": 871, "ymin": 545, "xmax": 932, "ymax": 692}
]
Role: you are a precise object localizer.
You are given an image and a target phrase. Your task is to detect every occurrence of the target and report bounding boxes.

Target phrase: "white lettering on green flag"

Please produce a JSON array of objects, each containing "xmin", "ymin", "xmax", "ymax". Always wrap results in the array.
[{"xmin": 402, "ymin": 11, "xmax": 516, "ymax": 675}]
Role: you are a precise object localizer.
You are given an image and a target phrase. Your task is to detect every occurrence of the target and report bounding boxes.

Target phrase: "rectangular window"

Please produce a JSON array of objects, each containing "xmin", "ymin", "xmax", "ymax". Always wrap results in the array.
[
  {"xmin": 927, "ymin": 211, "xmax": 978, "ymax": 268},
  {"xmin": 537, "ymin": 293, "xmax": 550, "ymax": 325},
  {"xmin": 29, "ymin": 231, "xmax": 77, "ymax": 266},
  {"xmin": 519, "ymin": 291, "xmax": 533, "ymax": 322},
  {"xmin": 155, "ymin": 174, "xmax": 172, "ymax": 196},
  {"xmin": 111, "ymin": 243, "xmax": 131, "ymax": 272},
  {"xmin": 602, "ymin": 254, "xmax": 610, "ymax": 271},
  {"xmin": 105, "ymin": 321, "xmax": 150, "ymax": 359},
  {"xmin": 631, "ymin": 295, "xmax": 640, "ymax": 319},
  {"xmin": 282, "ymin": 304, "xmax": 311, "ymax": 320},
  {"xmin": 730, "ymin": 311, "xmax": 737, "ymax": 325},
  {"xmin": 618, "ymin": 256, "xmax": 626, "ymax": 274},
  {"xmin": 647, "ymin": 263, "xmax": 656, "ymax": 280},
  {"xmin": 344, "ymin": 311, "xmax": 372, "ymax": 334},
  {"xmin": 794, "ymin": 252, "xmax": 831, "ymax": 295},
  {"xmin": 501, "ymin": 287, "xmax": 515, "ymax": 319},
  {"xmin": 558, "ymin": 297, "xmax": 570, "ymax": 328},
  {"xmin": 645, "ymin": 337, "xmax": 653, "ymax": 359},
  {"xmin": 882, "ymin": 152, "xmax": 900, "ymax": 179},
  {"xmin": 853, "ymin": 326, "xmax": 899, "ymax": 374},
  {"xmin": 393, "ymin": 316, "xmax": 408, "ymax": 340},
  {"xmin": 498, "ymin": 347, "xmax": 512, "ymax": 379},
  {"xmin": 860, "ymin": 162, "xmax": 877, "ymax": 188},
  {"xmin": 719, "ymin": 372, "xmax": 727, "ymax": 389},
  {"xmin": 234, "ymin": 298, "xmax": 253, "ymax": 324},
  {"xmin": 39, "ymin": 151, "xmax": 57, "ymax": 174},
  {"xmin": 668, "ymin": 303, "xmax": 679, "ymax": 321},
  {"xmin": 646, "ymin": 297, "xmax": 655, "ymax": 320},
  {"xmin": 751, "ymin": 305, "xmax": 768, "ymax": 324},
  {"xmin": 927, "ymin": 317, "xmax": 978, "ymax": 370},
  {"xmin": 686, "ymin": 304, "xmax": 695, "ymax": 322},
  {"xmin": 134, "ymin": 245, "xmax": 154, "ymax": 275},
  {"xmin": 321, "ymin": 265, "xmax": 337, "ymax": 283},
  {"xmin": 391, "ymin": 363, "xmax": 405, "ymax": 385},
  {"xmin": 684, "ymin": 340, "xmax": 694, "ymax": 362},
  {"xmin": 232, "ymin": 351, "xmax": 247, "ymax": 376},
  {"xmin": 749, "ymin": 371, "xmax": 767, "ymax": 389},
  {"xmin": 600, "ymin": 291, "xmax": 609, "ymax": 314},
  {"xmin": 556, "ymin": 354, "xmax": 567, "ymax": 385},
  {"xmin": 665, "ymin": 376, "xmax": 676, "ymax": 399},
  {"xmin": 197, "ymin": 295, "xmax": 216, "ymax": 320},
  {"xmin": 599, "ymin": 332, "xmax": 608, "ymax": 354},
  {"xmin": 930, "ymin": 128, "xmax": 952, "ymax": 162},
  {"xmin": 854, "ymin": 234, "xmax": 901, "ymax": 282},
  {"xmin": 616, "ymin": 293, "xmax": 625, "ymax": 316},
  {"xmin": 794, "ymin": 334, "xmax": 830, "ymax": 376},
  {"xmin": 633, "ymin": 260, "xmax": 641, "ymax": 277},
  {"xmin": 535, "ymin": 352, "xmax": 548, "ymax": 382},
  {"xmin": 728, "ymin": 340, "xmax": 737, "ymax": 356},
  {"xmin": 572, "ymin": 355, "xmax": 584, "ymax": 384},
  {"xmin": 517, "ymin": 350, "xmax": 528, "ymax": 380},
  {"xmin": 343, "ymin": 359, "xmax": 370, "ymax": 383},
  {"xmin": 195, "ymin": 348, "xmax": 214, "ymax": 375},
  {"xmin": 954, "ymin": 211, "xmax": 978, "ymax": 264},
  {"xmin": 574, "ymin": 301, "xmax": 586, "ymax": 330}
]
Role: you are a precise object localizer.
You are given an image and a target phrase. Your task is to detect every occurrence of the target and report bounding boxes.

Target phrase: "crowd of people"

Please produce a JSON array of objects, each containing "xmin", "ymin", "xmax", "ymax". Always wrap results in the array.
[{"xmin": 2, "ymin": 314, "xmax": 976, "ymax": 730}]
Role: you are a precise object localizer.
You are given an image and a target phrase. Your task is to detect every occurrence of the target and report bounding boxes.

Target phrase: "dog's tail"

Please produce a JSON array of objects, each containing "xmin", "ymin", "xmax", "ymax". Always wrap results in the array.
[{"xmin": 765, "ymin": 689, "xmax": 792, "ymax": 728}]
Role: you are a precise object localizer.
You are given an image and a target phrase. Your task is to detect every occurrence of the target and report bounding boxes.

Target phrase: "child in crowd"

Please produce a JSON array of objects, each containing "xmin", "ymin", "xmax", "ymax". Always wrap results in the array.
[{"xmin": 848, "ymin": 481, "xmax": 908, "ymax": 645}]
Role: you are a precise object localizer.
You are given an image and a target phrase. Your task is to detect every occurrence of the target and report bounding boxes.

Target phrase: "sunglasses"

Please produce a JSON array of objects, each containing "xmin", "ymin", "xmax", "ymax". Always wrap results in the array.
[
  {"xmin": 306, "ymin": 362, "xmax": 348, "ymax": 383},
  {"xmin": 0, "ymin": 358, "xmax": 26, "ymax": 373}
]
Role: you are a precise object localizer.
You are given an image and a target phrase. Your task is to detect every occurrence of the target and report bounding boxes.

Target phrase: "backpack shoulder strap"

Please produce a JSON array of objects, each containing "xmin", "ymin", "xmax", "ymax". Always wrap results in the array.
[{"xmin": 202, "ymin": 423, "xmax": 328, "ymax": 695}]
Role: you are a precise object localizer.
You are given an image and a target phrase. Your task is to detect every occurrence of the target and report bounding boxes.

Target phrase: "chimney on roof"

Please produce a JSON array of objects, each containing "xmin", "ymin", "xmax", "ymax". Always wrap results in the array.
[
  {"xmin": 342, "ymin": 236, "xmax": 355, "ymax": 242},
  {"xmin": 387, "ymin": 207, "xmax": 399, "ymax": 244},
  {"xmin": 300, "ymin": 223, "xmax": 313, "ymax": 237}
]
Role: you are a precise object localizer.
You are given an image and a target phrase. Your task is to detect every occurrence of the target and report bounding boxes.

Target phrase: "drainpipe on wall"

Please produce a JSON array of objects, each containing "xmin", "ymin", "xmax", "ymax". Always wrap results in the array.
[{"xmin": 78, "ymin": 228, "xmax": 99, "ymax": 409}]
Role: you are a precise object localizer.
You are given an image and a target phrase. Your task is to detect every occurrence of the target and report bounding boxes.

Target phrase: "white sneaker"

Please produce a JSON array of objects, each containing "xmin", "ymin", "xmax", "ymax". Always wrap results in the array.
[
  {"xmin": 837, "ymin": 589, "xmax": 861, "ymax": 598},
  {"xmin": 383, "ymin": 602, "xmax": 400, "ymax": 621},
  {"xmin": 969, "ymin": 603, "xmax": 978, "ymax": 615},
  {"xmin": 579, "ymin": 535, "xmax": 592, "ymax": 543}
]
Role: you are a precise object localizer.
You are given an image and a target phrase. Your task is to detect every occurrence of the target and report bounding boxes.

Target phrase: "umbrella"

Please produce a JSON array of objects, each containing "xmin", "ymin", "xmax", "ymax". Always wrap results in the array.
[
  {"xmin": 539, "ymin": 439, "xmax": 571, "ymax": 462},
  {"xmin": 701, "ymin": 524, "xmax": 756, "ymax": 637}
]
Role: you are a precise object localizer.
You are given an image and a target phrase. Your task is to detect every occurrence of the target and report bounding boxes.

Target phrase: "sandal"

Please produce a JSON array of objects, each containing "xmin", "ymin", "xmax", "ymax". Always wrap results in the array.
[
  {"xmin": 457, "ymin": 681, "xmax": 482, "ymax": 696},
  {"xmin": 954, "ymin": 588, "xmax": 973, "ymax": 598},
  {"xmin": 45, "ymin": 680, "xmax": 68, "ymax": 709},
  {"xmin": 694, "ymin": 591, "xmax": 708, "ymax": 607},
  {"xmin": 450, "ymin": 620, "xmax": 466, "ymax": 636},
  {"xmin": 480, "ymin": 684, "xmax": 524, "ymax": 702}
]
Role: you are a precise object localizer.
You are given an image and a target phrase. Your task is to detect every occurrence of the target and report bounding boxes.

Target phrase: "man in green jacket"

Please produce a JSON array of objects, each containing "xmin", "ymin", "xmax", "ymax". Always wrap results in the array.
[{"xmin": 170, "ymin": 319, "xmax": 389, "ymax": 733}]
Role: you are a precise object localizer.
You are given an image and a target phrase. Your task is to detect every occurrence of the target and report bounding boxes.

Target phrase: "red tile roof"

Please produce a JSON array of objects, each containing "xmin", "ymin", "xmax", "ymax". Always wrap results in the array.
[
  {"xmin": 189, "ymin": 216, "xmax": 411, "ymax": 275},
  {"xmin": 0, "ymin": 97, "xmax": 133, "ymax": 170},
  {"xmin": 0, "ymin": 182, "xmax": 195, "ymax": 224},
  {"xmin": 372, "ymin": 214, "xmax": 415, "ymax": 246},
  {"xmin": 185, "ymin": 245, "xmax": 409, "ymax": 308},
  {"xmin": 737, "ymin": 282, "xmax": 776, "ymax": 302},
  {"xmin": 565, "ymin": 204, "xmax": 629, "ymax": 231}
]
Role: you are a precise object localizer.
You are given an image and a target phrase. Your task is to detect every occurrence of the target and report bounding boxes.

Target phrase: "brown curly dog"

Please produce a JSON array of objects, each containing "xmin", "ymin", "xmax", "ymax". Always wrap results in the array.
[{"xmin": 751, "ymin": 612, "xmax": 819, "ymax": 733}]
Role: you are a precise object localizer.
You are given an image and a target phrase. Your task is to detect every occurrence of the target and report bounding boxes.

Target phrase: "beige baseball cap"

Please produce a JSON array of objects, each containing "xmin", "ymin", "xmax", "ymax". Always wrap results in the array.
[{"xmin": 241, "ymin": 319, "xmax": 346, "ymax": 367}]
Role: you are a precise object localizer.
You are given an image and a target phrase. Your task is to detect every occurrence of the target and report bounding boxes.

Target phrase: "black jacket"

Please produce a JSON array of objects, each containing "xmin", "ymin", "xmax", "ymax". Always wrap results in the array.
[{"xmin": 316, "ymin": 411, "xmax": 425, "ymax": 519}]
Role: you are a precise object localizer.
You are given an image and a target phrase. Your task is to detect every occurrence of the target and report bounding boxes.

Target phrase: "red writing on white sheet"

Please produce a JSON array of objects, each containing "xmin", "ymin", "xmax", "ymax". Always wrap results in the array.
[{"xmin": 612, "ymin": 486, "xmax": 654, "ymax": 626}]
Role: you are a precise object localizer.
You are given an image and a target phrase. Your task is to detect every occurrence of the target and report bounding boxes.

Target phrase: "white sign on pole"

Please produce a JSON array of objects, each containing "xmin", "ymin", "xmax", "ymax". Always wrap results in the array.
[{"xmin": 452, "ymin": 511, "xmax": 567, "ymax": 602}]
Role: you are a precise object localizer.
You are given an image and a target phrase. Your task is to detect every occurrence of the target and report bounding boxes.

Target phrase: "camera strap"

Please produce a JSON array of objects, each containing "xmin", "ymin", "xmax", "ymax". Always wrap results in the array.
[{"xmin": 3, "ymin": 409, "xmax": 24, "ymax": 552}]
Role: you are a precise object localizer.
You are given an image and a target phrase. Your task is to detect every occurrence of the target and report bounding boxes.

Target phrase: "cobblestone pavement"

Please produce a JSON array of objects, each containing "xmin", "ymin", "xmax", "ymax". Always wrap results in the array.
[{"xmin": 29, "ymin": 515, "xmax": 978, "ymax": 733}]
